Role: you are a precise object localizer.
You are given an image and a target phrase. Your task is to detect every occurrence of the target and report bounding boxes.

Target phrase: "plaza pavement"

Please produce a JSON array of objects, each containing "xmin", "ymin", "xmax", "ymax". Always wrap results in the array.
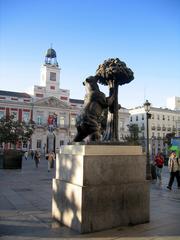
[{"xmin": 0, "ymin": 155, "xmax": 180, "ymax": 240}]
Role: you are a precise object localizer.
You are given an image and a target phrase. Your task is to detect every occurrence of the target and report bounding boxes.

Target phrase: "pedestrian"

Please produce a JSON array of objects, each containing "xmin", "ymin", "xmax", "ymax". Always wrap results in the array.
[
  {"xmin": 154, "ymin": 151, "xmax": 164, "ymax": 186},
  {"xmin": 167, "ymin": 151, "xmax": 180, "ymax": 190},
  {"xmin": 24, "ymin": 151, "xmax": 28, "ymax": 160},
  {"xmin": 34, "ymin": 150, "xmax": 40, "ymax": 168},
  {"xmin": 46, "ymin": 150, "xmax": 55, "ymax": 172},
  {"xmin": 30, "ymin": 149, "xmax": 34, "ymax": 160}
]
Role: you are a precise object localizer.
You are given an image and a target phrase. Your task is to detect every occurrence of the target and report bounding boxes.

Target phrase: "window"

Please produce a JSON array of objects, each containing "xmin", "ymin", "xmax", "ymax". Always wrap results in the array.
[
  {"xmin": 151, "ymin": 114, "xmax": 154, "ymax": 119},
  {"xmin": 136, "ymin": 115, "xmax": 138, "ymax": 121},
  {"xmin": 11, "ymin": 97, "xmax": 18, "ymax": 101},
  {"xmin": 37, "ymin": 140, "xmax": 41, "ymax": 149},
  {"xmin": 23, "ymin": 112, "xmax": 30, "ymax": 122},
  {"xmin": 60, "ymin": 96, "xmax": 68, "ymax": 101},
  {"xmin": 50, "ymin": 86, "xmax": 55, "ymax": 90},
  {"xmin": 60, "ymin": 140, "xmax": 64, "ymax": 146},
  {"xmin": 60, "ymin": 116, "xmax": 65, "ymax": 126},
  {"xmin": 37, "ymin": 116, "xmax": 43, "ymax": 125},
  {"xmin": 167, "ymin": 116, "xmax": 170, "ymax": 121},
  {"xmin": 24, "ymin": 99, "xmax": 30, "ymax": 102},
  {"xmin": 0, "ymin": 111, "xmax": 5, "ymax": 119},
  {"xmin": 162, "ymin": 115, "xmax": 165, "ymax": 120},
  {"xmin": 130, "ymin": 116, "xmax": 132, "ymax": 122},
  {"xmin": 157, "ymin": 115, "xmax": 160, "ymax": 120},
  {"xmin": 50, "ymin": 72, "xmax": 56, "ymax": 81},
  {"xmin": 142, "ymin": 114, "xmax": 144, "ymax": 120},
  {"xmin": 36, "ymin": 111, "xmax": 44, "ymax": 125},
  {"xmin": 36, "ymin": 93, "xmax": 43, "ymax": 98}
]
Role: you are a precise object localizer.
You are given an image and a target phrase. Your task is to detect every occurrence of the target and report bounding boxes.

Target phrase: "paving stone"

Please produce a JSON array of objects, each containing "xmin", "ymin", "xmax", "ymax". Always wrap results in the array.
[{"xmin": 0, "ymin": 158, "xmax": 180, "ymax": 239}]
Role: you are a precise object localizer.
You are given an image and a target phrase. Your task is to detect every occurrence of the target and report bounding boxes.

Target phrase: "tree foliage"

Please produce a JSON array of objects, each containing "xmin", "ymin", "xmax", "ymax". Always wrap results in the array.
[
  {"xmin": 96, "ymin": 58, "xmax": 134, "ymax": 86},
  {"xmin": 164, "ymin": 132, "xmax": 176, "ymax": 147},
  {"xmin": 0, "ymin": 115, "xmax": 34, "ymax": 146},
  {"xmin": 125, "ymin": 124, "xmax": 140, "ymax": 144}
]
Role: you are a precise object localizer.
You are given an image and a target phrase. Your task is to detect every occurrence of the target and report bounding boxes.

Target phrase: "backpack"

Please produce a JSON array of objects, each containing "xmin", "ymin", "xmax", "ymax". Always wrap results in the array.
[{"xmin": 155, "ymin": 155, "xmax": 164, "ymax": 168}]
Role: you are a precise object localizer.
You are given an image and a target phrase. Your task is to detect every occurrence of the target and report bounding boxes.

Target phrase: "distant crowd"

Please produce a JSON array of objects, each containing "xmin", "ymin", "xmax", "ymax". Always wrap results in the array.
[{"xmin": 23, "ymin": 149, "xmax": 55, "ymax": 172}]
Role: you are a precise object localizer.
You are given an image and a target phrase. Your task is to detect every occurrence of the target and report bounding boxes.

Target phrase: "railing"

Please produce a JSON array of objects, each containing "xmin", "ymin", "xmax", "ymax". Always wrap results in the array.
[{"xmin": 34, "ymin": 123, "xmax": 70, "ymax": 129}]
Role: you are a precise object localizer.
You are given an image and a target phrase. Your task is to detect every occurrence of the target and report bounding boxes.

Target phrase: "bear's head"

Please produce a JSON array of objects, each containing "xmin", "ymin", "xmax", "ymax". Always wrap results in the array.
[{"xmin": 83, "ymin": 76, "xmax": 99, "ymax": 93}]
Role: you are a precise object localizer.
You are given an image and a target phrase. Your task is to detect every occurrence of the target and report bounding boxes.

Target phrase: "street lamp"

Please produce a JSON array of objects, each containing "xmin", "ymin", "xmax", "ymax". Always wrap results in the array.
[{"xmin": 144, "ymin": 100, "xmax": 152, "ymax": 180}]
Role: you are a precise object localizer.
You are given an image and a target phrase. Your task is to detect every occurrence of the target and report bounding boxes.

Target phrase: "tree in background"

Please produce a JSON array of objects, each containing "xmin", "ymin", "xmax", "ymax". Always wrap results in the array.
[
  {"xmin": 0, "ymin": 115, "xmax": 34, "ymax": 149},
  {"xmin": 125, "ymin": 124, "xmax": 140, "ymax": 145}
]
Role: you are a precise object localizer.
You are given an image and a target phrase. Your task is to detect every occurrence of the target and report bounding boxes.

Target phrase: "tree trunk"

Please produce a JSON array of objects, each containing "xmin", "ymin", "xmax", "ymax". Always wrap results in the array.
[{"xmin": 103, "ymin": 80, "xmax": 119, "ymax": 142}]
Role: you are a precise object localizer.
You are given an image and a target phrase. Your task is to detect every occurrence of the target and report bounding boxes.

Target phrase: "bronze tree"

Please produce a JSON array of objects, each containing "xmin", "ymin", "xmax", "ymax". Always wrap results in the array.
[{"xmin": 96, "ymin": 58, "xmax": 134, "ymax": 141}]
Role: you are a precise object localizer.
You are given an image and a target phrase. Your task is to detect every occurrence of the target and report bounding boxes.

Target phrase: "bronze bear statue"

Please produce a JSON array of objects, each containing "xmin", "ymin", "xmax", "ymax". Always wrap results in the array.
[{"xmin": 73, "ymin": 76, "xmax": 112, "ymax": 142}]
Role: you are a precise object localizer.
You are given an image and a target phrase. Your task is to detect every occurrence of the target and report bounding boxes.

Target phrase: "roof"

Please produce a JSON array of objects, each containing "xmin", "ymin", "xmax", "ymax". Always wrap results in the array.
[
  {"xmin": 45, "ymin": 48, "xmax": 57, "ymax": 58},
  {"xmin": 70, "ymin": 98, "xmax": 84, "ymax": 104},
  {"xmin": 0, "ymin": 90, "xmax": 31, "ymax": 98}
]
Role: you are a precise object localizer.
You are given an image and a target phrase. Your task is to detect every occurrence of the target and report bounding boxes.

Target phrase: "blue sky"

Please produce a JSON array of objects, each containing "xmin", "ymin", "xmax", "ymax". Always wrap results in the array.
[{"xmin": 0, "ymin": 0, "xmax": 180, "ymax": 108}]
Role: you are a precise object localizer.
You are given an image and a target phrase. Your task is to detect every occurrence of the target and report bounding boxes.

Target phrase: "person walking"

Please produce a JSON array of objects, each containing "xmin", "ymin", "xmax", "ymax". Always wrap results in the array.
[
  {"xmin": 30, "ymin": 149, "xmax": 34, "ymax": 160},
  {"xmin": 24, "ymin": 151, "xmax": 28, "ymax": 161},
  {"xmin": 167, "ymin": 151, "xmax": 180, "ymax": 190},
  {"xmin": 34, "ymin": 150, "xmax": 40, "ymax": 168},
  {"xmin": 154, "ymin": 151, "xmax": 164, "ymax": 186},
  {"xmin": 46, "ymin": 150, "xmax": 55, "ymax": 172}
]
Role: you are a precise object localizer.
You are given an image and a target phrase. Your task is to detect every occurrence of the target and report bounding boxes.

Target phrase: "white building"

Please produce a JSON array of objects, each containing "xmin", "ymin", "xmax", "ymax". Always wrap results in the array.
[
  {"xmin": 31, "ymin": 48, "xmax": 83, "ymax": 152},
  {"xmin": 166, "ymin": 96, "xmax": 180, "ymax": 110},
  {"xmin": 118, "ymin": 107, "xmax": 130, "ymax": 141},
  {"xmin": 129, "ymin": 103, "xmax": 180, "ymax": 158}
]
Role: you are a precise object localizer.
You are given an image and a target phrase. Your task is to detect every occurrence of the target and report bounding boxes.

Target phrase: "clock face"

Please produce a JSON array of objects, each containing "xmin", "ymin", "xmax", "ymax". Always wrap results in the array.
[{"xmin": 50, "ymin": 72, "xmax": 56, "ymax": 81}]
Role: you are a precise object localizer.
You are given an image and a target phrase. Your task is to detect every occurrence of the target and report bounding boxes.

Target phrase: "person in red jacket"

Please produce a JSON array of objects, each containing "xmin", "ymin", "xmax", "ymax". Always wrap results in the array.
[{"xmin": 154, "ymin": 151, "xmax": 164, "ymax": 186}]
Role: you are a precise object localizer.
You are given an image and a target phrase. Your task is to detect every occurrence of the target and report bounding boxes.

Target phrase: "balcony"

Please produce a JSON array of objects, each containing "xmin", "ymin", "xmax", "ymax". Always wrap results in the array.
[
  {"xmin": 151, "ymin": 126, "xmax": 156, "ymax": 130},
  {"xmin": 167, "ymin": 127, "xmax": 171, "ymax": 131},
  {"xmin": 157, "ymin": 126, "xmax": 161, "ymax": 131},
  {"xmin": 162, "ymin": 127, "xmax": 166, "ymax": 131},
  {"xmin": 35, "ymin": 123, "xmax": 70, "ymax": 130}
]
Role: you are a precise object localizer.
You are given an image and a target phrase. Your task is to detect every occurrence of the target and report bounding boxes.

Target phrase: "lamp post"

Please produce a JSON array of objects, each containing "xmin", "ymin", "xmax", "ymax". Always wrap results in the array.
[{"xmin": 144, "ymin": 100, "xmax": 152, "ymax": 180}]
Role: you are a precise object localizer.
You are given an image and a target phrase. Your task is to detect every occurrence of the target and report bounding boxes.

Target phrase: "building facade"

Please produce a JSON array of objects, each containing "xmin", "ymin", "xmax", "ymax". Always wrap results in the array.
[
  {"xmin": 0, "ymin": 48, "xmax": 131, "ymax": 152},
  {"xmin": 166, "ymin": 96, "xmax": 180, "ymax": 110},
  {"xmin": 129, "ymin": 104, "xmax": 180, "ymax": 159}
]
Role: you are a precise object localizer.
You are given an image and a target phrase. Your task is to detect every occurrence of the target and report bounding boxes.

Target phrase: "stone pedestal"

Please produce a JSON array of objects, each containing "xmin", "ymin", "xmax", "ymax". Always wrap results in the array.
[{"xmin": 52, "ymin": 145, "xmax": 150, "ymax": 233}]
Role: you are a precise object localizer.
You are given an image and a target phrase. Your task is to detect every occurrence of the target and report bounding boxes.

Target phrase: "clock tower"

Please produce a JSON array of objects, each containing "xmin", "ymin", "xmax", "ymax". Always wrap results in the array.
[
  {"xmin": 40, "ymin": 48, "xmax": 61, "ymax": 97},
  {"xmin": 34, "ymin": 47, "xmax": 69, "ymax": 102}
]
